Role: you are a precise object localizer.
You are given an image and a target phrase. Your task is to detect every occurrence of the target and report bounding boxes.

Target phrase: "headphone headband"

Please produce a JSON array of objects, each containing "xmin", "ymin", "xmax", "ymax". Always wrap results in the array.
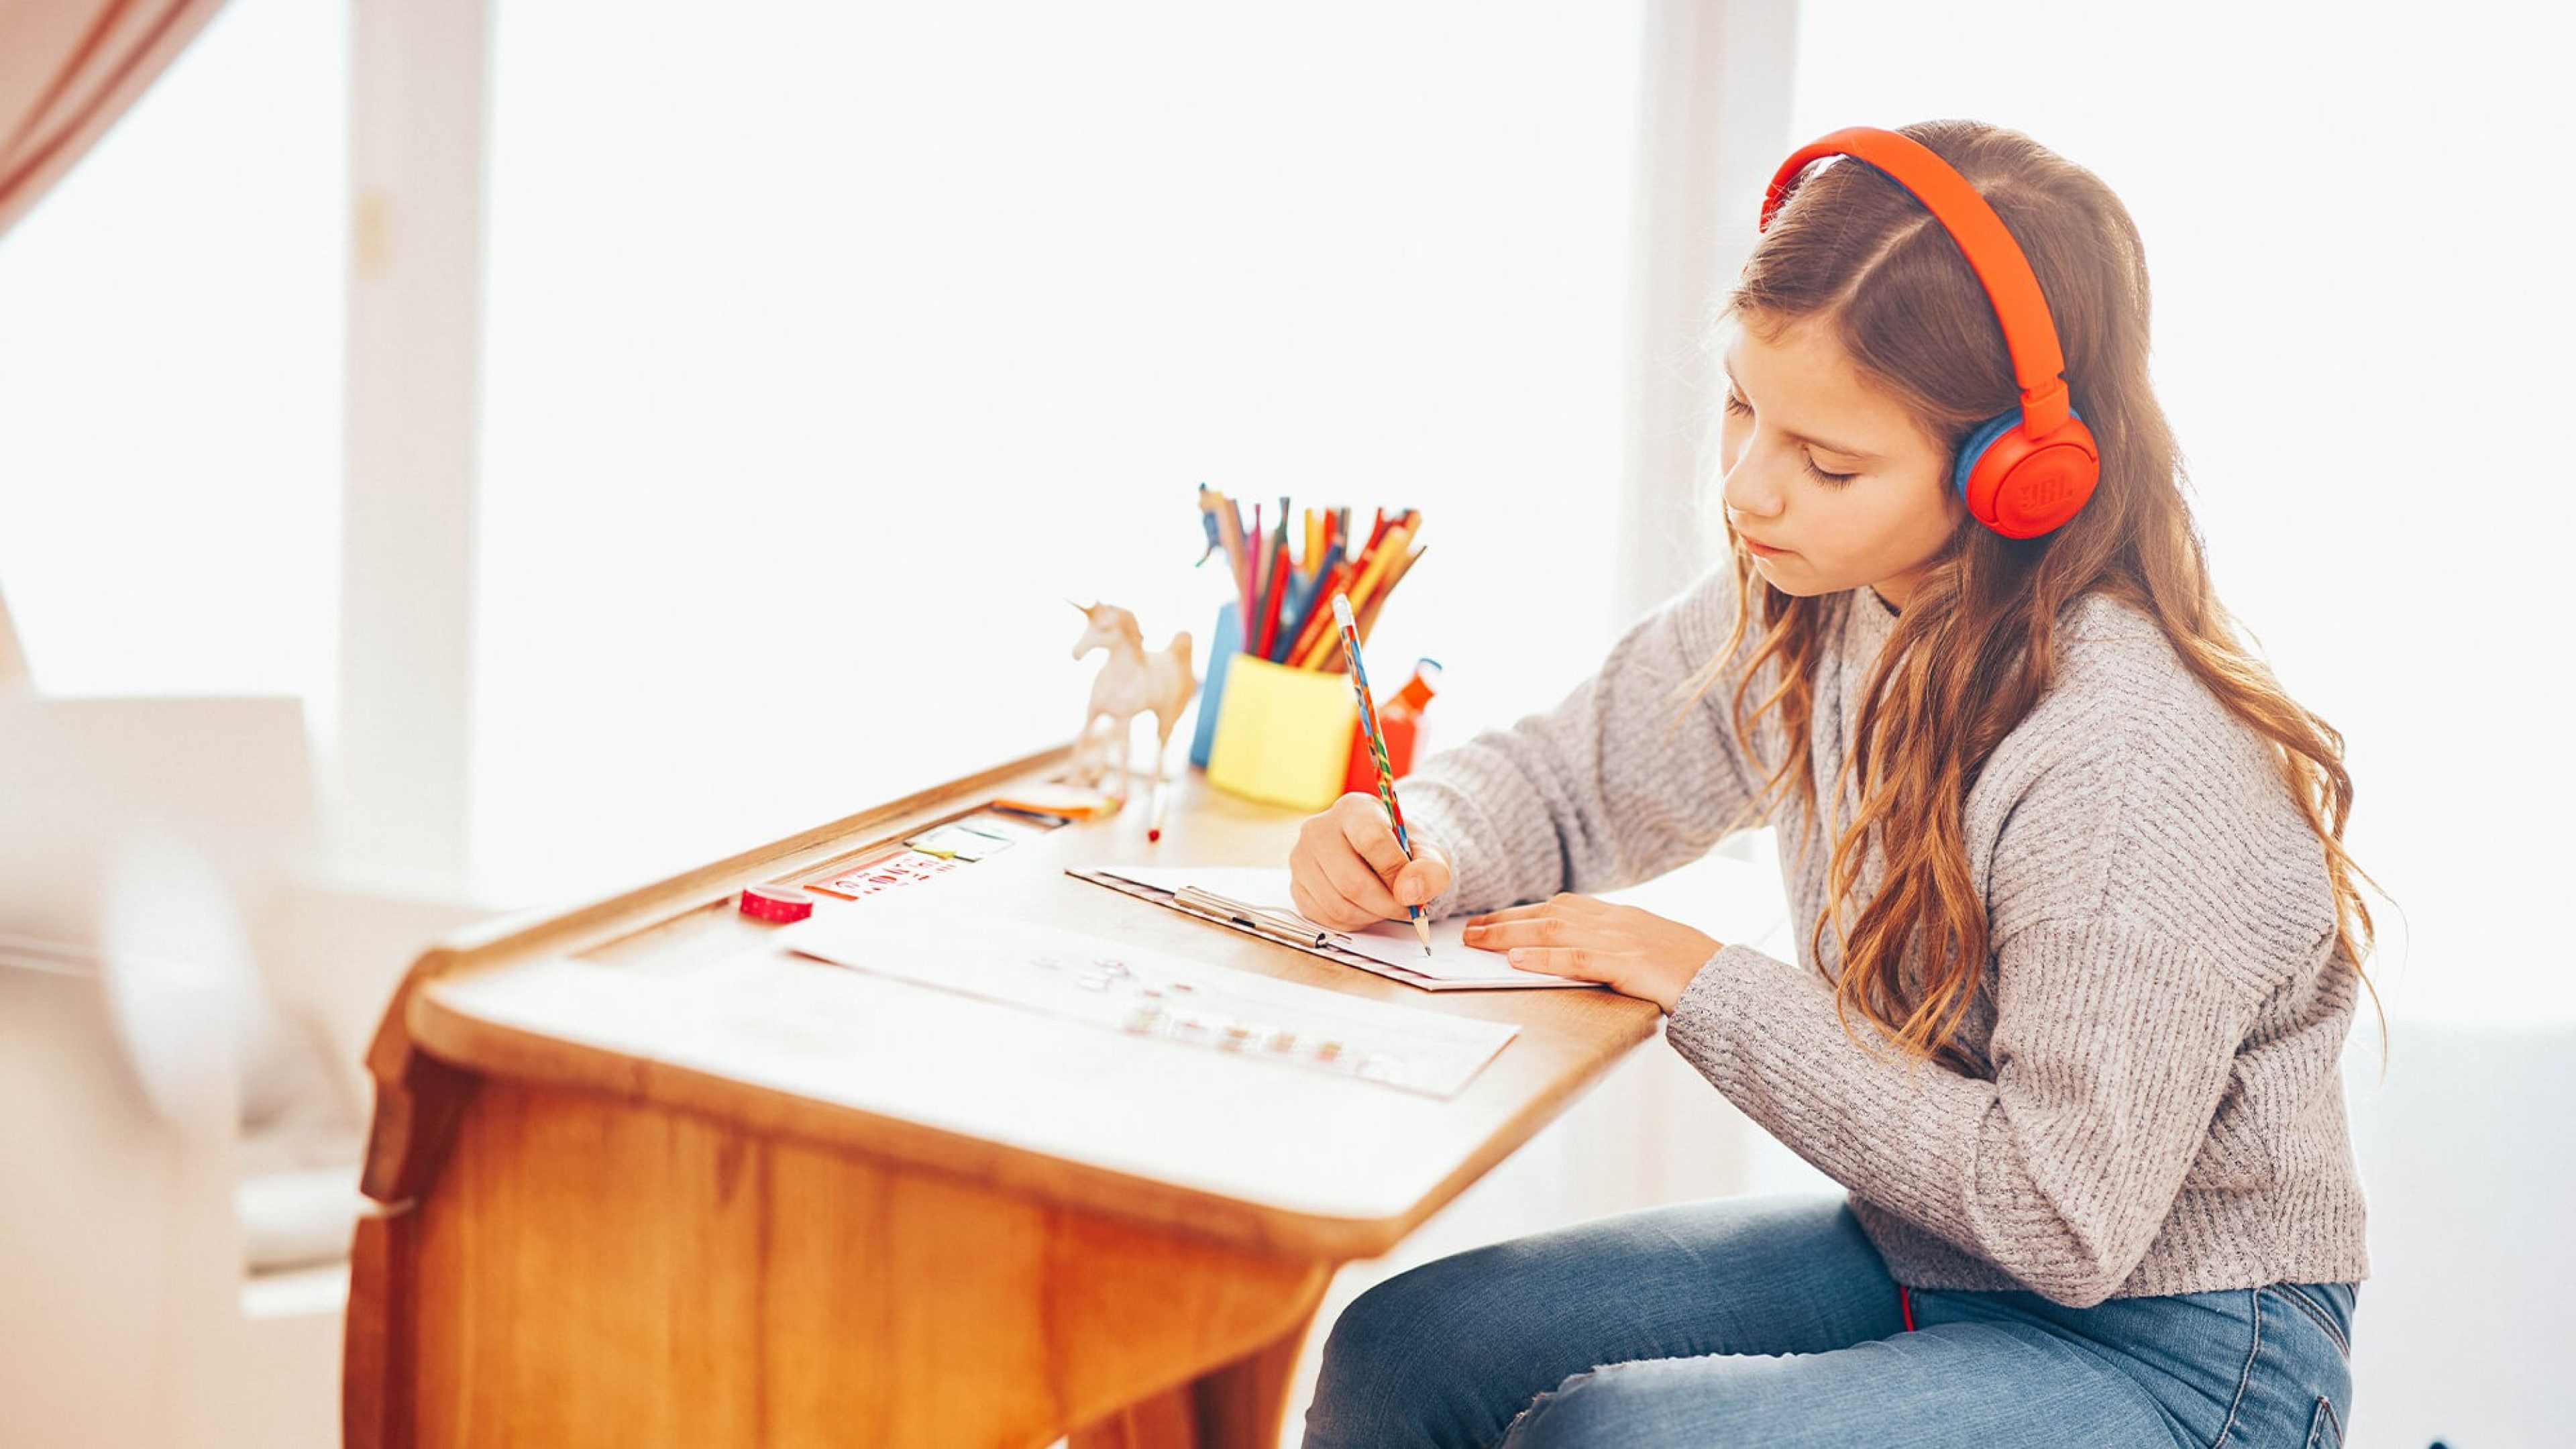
[{"xmin": 1760, "ymin": 127, "xmax": 2072, "ymax": 436}]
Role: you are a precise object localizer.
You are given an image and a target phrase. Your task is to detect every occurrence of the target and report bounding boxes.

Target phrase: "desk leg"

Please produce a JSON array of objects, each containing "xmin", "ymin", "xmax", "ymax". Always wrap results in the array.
[
  {"xmin": 1069, "ymin": 1309, "xmax": 1322, "ymax": 1449},
  {"xmin": 343, "ymin": 1207, "xmax": 415, "ymax": 1449}
]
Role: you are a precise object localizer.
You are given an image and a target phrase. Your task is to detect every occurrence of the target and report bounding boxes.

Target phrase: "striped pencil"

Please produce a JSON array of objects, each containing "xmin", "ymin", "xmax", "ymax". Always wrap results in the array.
[{"xmin": 1330, "ymin": 592, "xmax": 1432, "ymax": 956}]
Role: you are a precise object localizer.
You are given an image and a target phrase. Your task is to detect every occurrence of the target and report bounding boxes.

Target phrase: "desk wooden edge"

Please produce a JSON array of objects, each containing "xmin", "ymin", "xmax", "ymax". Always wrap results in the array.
[
  {"xmin": 358, "ymin": 743, "xmax": 1079, "ymax": 1205},
  {"xmin": 396, "ymin": 977, "xmax": 1656, "ymax": 1259}
]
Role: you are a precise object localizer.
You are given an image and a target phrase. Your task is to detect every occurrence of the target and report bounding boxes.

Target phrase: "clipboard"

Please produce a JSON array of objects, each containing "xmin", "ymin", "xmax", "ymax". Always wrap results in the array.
[{"xmin": 1067, "ymin": 866, "xmax": 1599, "ymax": 992}]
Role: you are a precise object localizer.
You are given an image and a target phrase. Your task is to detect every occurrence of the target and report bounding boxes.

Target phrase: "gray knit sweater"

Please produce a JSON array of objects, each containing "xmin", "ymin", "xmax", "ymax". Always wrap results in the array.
[{"xmin": 1398, "ymin": 565, "xmax": 2369, "ymax": 1306}]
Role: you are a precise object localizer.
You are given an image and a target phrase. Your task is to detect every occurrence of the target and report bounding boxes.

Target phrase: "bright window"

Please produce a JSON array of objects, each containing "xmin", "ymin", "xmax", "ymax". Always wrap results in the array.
[
  {"xmin": 0, "ymin": 0, "xmax": 345, "ymax": 715},
  {"xmin": 475, "ymin": 3, "xmax": 1642, "ymax": 901}
]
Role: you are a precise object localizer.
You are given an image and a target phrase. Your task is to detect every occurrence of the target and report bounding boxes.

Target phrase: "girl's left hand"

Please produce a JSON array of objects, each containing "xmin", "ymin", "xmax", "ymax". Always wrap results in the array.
[{"xmin": 1460, "ymin": 894, "xmax": 1723, "ymax": 1012}]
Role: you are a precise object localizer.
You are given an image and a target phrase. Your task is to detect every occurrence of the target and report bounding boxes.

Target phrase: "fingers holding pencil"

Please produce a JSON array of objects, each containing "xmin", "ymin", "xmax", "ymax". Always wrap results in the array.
[{"xmin": 1287, "ymin": 793, "xmax": 1454, "ymax": 932}]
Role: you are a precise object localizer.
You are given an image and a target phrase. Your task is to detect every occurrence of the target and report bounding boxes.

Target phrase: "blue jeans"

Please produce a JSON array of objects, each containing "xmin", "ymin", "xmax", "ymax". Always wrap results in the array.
[{"xmin": 1304, "ymin": 1195, "xmax": 2355, "ymax": 1448}]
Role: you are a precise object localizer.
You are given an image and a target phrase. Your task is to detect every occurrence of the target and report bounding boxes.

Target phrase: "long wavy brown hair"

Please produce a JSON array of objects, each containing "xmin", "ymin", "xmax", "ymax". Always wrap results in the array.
[{"xmin": 1682, "ymin": 119, "xmax": 2376, "ymax": 1063}]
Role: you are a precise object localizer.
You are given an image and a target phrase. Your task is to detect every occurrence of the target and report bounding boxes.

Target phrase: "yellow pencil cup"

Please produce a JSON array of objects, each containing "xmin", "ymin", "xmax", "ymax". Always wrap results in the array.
[{"xmin": 1205, "ymin": 655, "xmax": 1360, "ymax": 812}]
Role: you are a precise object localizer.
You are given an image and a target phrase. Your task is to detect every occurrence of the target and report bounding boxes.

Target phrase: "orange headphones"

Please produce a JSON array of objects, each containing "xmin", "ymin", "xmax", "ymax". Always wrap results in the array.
[{"xmin": 1759, "ymin": 127, "xmax": 2100, "ymax": 539}]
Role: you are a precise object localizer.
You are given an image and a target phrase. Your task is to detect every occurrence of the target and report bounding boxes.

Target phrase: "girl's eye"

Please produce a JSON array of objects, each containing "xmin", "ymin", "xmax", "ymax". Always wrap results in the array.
[{"xmin": 1727, "ymin": 390, "xmax": 1856, "ymax": 486}]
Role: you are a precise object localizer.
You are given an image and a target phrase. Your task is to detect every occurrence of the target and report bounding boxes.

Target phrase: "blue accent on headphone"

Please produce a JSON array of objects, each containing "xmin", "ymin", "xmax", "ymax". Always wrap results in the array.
[{"xmin": 1949, "ymin": 404, "xmax": 2087, "ymax": 499}]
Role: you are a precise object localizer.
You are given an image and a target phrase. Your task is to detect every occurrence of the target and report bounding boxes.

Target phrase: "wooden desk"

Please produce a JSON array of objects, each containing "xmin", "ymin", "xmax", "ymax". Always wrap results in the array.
[{"xmin": 345, "ymin": 747, "xmax": 1660, "ymax": 1448}]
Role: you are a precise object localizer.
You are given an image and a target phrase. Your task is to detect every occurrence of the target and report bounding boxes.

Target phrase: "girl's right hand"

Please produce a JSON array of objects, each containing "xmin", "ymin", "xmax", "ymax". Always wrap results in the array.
[{"xmin": 1289, "ymin": 792, "xmax": 1453, "ymax": 931}]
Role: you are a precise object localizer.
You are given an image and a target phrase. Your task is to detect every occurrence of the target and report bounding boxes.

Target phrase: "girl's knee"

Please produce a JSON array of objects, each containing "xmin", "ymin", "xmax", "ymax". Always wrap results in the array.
[
  {"xmin": 1316, "ymin": 1262, "xmax": 1458, "ymax": 1390},
  {"xmin": 1305, "ymin": 1269, "xmax": 1461, "ymax": 1446},
  {"xmin": 1308, "ymin": 1255, "xmax": 1558, "ymax": 1448}
]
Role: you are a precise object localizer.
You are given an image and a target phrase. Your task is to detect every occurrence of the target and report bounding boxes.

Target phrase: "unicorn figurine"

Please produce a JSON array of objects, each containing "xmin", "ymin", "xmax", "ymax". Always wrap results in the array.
[{"xmin": 1068, "ymin": 601, "xmax": 1196, "ymax": 803}]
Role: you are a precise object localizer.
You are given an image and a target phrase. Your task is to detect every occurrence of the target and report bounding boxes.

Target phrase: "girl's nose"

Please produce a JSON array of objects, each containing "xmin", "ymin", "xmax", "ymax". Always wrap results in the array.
[{"xmin": 1720, "ymin": 453, "xmax": 1787, "ymax": 522}]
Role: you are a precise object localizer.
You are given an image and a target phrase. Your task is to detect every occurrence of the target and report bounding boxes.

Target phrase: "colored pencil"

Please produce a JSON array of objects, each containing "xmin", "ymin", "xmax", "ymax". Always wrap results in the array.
[
  {"xmin": 1338, "ymin": 521, "xmax": 1413, "ymax": 624},
  {"xmin": 1274, "ymin": 542, "xmax": 1342, "ymax": 661},
  {"xmin": 1247, "ymin": 502, "xmax": 1264, "ymax": 651},
  {"xmin": 1215, "ymin": 493, "xmax": 1250, "ymax": 647},
  {"xmin": 1287, "ymin": 560, "xmax": 1357, "ymax": 668},
  {"xmin": 1192, "ymin": 493, "xmax": 1424, "ymax": 668},
  {"xmin": 1195, "ymin": 484, "xmax": 1224, "ymax": 566},
  {"xmin": 1354, "ymin": 543, "xmax": 1426, "ymax": 642},
  {"xmin": 1329, "ymin": 592, "xmax": 1432, "ymax": 956},
  {"xmin": 1293, "ymin": 512, "xmax": 1410, "ymax": 669},
  {"xmin": 1254, "ymin": 532, "xmax": 1291, "ymax": 660}
]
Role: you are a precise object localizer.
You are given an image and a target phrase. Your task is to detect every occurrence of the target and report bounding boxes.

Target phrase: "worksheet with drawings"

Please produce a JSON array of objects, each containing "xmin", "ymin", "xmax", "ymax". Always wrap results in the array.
[{"xmin": 780, "ymin": 902, "xmax": 1520, "ymax": 1098}]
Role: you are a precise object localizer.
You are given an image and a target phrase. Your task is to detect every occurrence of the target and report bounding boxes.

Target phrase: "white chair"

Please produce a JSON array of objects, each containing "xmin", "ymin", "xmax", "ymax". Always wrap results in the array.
[{"xmin": 0, "ymin": 692, "xmax": 486, "ymax": 1448}]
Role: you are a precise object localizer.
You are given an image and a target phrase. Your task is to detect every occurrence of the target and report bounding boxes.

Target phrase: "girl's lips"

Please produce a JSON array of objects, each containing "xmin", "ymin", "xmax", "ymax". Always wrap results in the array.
[{"xmin": 1740, "ymin": 535, "xmax": 1790, "ymax": 558}]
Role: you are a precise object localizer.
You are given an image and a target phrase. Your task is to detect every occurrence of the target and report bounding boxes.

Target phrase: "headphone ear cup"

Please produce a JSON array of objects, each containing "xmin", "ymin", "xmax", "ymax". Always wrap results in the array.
[
  {"xmin": 1953, "ymin": 409, "xmax": 2100, "ymax": 539},
  {"xmin": 1949, "ymin": 412, "xmax": 2021, "ymax": 506}
]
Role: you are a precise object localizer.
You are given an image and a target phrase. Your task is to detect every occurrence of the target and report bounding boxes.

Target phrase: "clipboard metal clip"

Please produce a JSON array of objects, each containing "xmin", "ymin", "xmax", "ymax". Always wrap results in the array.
[{"xmin": 1171, "ymin": 885, "xmax": 1356, "ymax": 953}]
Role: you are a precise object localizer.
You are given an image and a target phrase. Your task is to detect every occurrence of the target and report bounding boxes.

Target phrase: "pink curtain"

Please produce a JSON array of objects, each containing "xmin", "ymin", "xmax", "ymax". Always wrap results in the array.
[{"xmin": 0, "ymin": 0, "xmax": 231, "ymax": 241}]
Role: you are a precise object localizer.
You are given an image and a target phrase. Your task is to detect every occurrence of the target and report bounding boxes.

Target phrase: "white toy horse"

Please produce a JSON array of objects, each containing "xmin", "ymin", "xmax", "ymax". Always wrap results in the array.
[{"xmin": 1069, "ymin": 601, "xmax": 1197, "ymax": 802}]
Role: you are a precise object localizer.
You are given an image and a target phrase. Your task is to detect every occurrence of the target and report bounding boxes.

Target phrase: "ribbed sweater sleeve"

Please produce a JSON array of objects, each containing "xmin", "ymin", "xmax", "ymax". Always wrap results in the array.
[
  {"xmin": 1390, "ymin": 566, "xmax": 1762, "ymax": 923},
  {"xmin": 1666, "ymin": 922, "xmax": 2259, "ymax": 1307}
]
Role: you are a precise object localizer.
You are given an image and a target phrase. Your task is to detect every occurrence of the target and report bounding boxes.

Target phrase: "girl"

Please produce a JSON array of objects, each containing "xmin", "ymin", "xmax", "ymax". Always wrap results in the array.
[{"xmin": 1289, "ymin": 121, "xmax": 2368, "ymax": 1448}]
